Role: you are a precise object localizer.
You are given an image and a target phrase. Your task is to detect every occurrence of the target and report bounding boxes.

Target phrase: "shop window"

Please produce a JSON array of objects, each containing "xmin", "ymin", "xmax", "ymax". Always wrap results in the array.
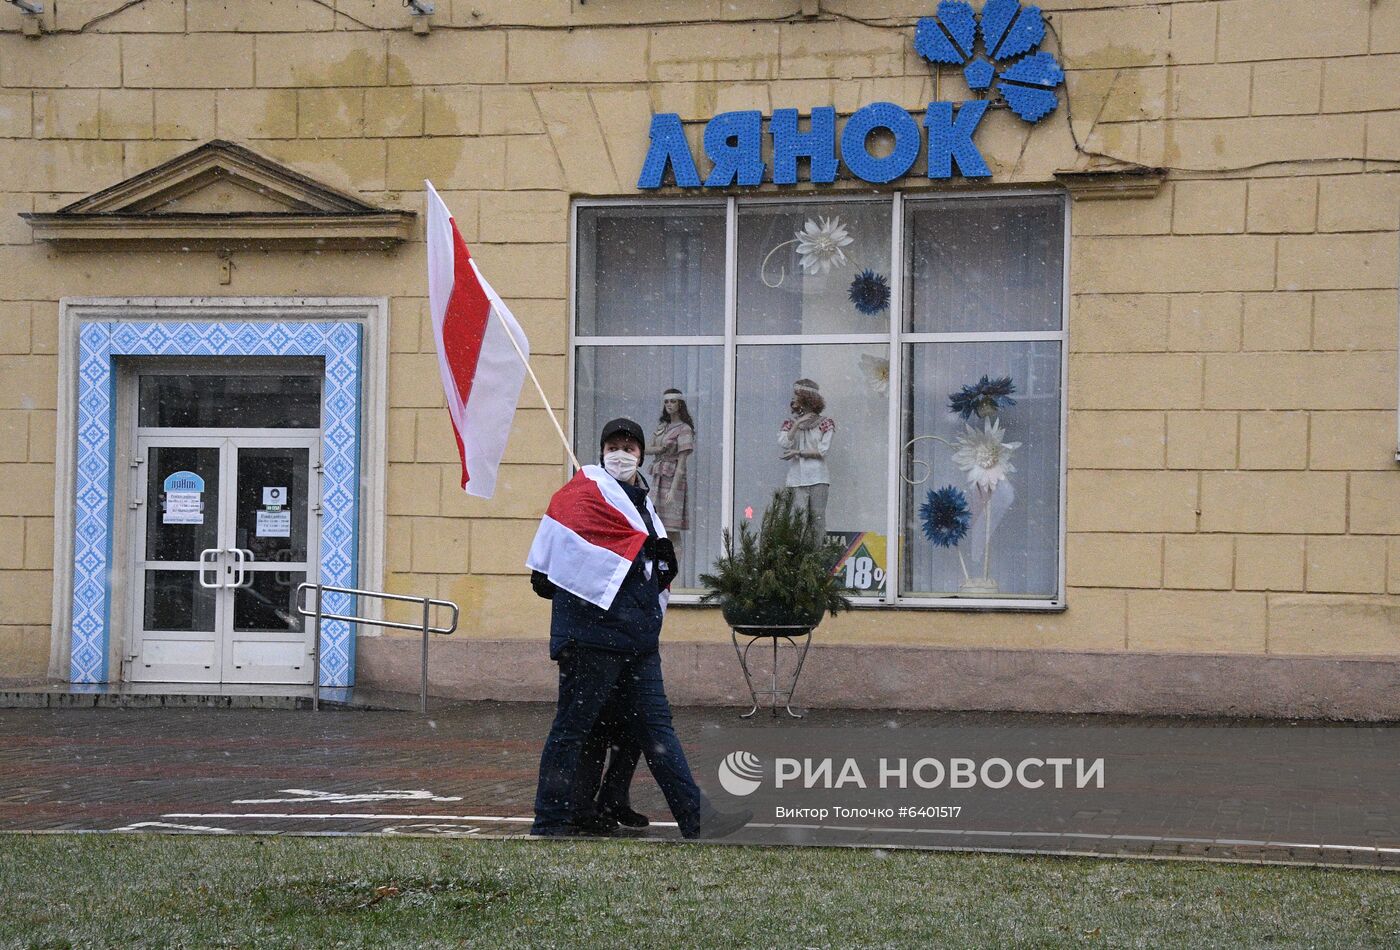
[
  {"xmin": 732, "ymin": 342, "xmax": 890, "ymax": 600},
  {"xmin": 906, "ymin": 195, "xmax": 1064, "ymax": 333},
  {"xmin": 573, "ymin": 194, "xmax": 1066, "ymax": 607},
  {"xmin": 736, "ymin": 200, "xmax": 892, "ymax": 336},
  {"xmin": 573, "ymin": 344, "xmax": 724, "ymax": 592},
  {"xmin": 900, "ymin": 340, "xmax": 1061, "ymax": 598},
  {"xmin": 900, "ymin": 194, "xmax": 1064, "ymax": 601},
  {"xmin": 575, "ymin": 204, "xmax": 726, "ymax": 338}
]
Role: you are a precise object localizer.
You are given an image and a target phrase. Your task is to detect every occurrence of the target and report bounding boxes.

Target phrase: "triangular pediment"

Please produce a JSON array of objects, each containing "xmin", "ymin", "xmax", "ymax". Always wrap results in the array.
[
  {"xmin": 24, "ymin": 140, "xmax": 414, "ymax": 249},
  {"xmin": 151, "ymin": 177, "xmax": 301, "ymax": 215}
]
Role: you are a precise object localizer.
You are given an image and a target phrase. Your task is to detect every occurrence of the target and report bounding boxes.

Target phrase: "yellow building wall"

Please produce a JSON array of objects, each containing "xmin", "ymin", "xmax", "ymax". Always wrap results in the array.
[{"xmin": 0, "ymin": 0, "xmax": 1397, "ymax": 680}]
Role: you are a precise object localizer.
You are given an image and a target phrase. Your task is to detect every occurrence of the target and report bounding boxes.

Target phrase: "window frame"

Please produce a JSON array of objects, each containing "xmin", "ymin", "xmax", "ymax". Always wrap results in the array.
[{"xmin": 569, "ymin": 190, "xmax": 1069, "ymax": 611}]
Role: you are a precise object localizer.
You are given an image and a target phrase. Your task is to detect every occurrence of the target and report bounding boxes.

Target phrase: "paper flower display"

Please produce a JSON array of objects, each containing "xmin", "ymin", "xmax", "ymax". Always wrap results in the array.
[
  {"xmin": 794, "ymin": 215, "xmax": 853, "ymax": 275},
  {"xmin": 859, "ymin": 353, "xmax": 890, "ymax": 395},
  {"xmin": 906, "ymin": 369, "xmax": 1026, "ymax": 592},
  {"xmin": 952, "ymin": 417, "xmax": 1020, "ymax": 492},
  {"xmin": 920, "ymin": 485, "xmax": 972, "ymax": 548},
  {"xmin": 948, "ymin": 375, "xmax": 1017, "ymax": 420},
  {"xmin": 848, "ymin": 269, "xmax": 891, "ymax": 315}
]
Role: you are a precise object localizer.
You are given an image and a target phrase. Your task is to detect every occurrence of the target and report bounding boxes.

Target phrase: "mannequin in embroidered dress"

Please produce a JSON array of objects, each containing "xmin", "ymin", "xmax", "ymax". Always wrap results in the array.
[
  {"xmin": 646, "ymin": 388, "xmax": 695, "ymax": 549},
  {"xmin": 778, "ymin": 378, "xmax": 835, "ymax": 539}
]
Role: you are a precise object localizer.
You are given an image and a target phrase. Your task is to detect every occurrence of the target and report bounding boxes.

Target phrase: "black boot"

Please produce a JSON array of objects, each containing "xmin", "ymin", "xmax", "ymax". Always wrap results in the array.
[{"xmin": 598, "ymin": 804, "xmax": 650, "ymax": 828}]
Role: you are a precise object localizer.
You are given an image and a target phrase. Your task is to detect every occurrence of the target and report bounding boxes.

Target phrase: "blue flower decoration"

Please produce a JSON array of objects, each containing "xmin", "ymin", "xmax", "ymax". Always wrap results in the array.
[
  {"xmin": 848, "ymin": 269, "xmax": 891, "ymax": 315},
  {"xmin": 915, "ymin": 0, "xmax": 1065, "ymax": 123},
  {"xmin": 949, "ymin": 375, "xmax": 1017, "ymax": 419},
  {"xmin": 920, "ymin": 485, "xmax": 972, "ymax": 548}
]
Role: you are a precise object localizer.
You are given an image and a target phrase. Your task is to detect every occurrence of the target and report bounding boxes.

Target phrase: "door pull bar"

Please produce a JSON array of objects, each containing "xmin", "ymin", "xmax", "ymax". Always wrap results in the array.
[{"xmin": 198, "ymin": 547, "xmax": 223, "ymax": 589}]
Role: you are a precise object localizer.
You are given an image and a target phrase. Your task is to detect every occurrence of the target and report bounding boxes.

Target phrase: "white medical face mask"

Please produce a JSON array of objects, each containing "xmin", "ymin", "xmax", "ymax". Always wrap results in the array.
[{"xmin": 603, "ymin": 450, "xmax": 639, "ymax": 481}]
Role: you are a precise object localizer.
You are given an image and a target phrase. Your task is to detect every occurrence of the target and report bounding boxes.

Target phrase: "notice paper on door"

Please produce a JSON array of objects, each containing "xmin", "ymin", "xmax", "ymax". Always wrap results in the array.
[
  {"xmin": 163, "ymin": 492, "xmax": 203, "ymax": 525},
  {"xmin": 256, "ymin": 509, "xmax": 291, "ymax": 538}
]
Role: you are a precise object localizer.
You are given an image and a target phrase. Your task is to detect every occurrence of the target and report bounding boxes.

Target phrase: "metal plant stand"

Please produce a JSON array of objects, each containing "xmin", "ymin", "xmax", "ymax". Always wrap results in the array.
[{"xmin": 730, "ymin": 624, "xmax": 814, "ymax": 719}]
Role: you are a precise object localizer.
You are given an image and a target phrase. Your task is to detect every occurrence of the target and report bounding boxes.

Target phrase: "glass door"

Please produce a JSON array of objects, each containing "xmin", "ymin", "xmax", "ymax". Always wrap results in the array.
[
  {"xmin": 223, "ymin": 438, "xmax": 319, "ymax": 684},
  {"xmin": 128, "ymin": 434, "xmax": 320, "ymax": 685},
  {"xmin": 129, "ymin": 437, "xmax": 226, "ymax": 682}
]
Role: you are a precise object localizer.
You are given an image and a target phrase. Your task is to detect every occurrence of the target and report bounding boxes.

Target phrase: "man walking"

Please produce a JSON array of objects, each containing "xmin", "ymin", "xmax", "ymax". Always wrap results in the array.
[{"xmin": 527, "ymin": 418, "xmax": 749, "ymax": 839}]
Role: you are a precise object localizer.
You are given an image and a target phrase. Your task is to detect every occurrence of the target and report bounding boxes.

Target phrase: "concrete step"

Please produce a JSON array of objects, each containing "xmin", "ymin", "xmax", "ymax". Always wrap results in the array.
[{"xmin": 0, "ymin": 683, "xmax": 424, "ymax": 712}]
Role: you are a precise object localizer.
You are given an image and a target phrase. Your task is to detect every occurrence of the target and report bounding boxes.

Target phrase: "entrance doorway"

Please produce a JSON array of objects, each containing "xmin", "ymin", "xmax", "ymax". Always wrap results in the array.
[{"xmin": 125, "ymin": 369, "xmax": 322, "ymax": 684}]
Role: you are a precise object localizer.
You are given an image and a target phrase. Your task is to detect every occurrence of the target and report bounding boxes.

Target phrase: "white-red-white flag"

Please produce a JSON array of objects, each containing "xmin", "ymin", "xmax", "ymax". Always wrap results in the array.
[
  {"xmin": 425, "ymin": 180, "xmax": 529, "ymax": 499},
  {"xmin": 526, "ymin": 465, "xmax": 669, "ymax": 610}
]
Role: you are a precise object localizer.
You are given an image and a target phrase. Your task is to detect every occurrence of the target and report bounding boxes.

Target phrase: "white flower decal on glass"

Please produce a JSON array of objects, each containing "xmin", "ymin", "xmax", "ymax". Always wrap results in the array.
[
  {"xmin": 952, "ymin": 417, "xmax": 1020, "ymax": 492},
  {"xmin": 794, "ymin": 215, "xmax": 854, "ymax": 275}
]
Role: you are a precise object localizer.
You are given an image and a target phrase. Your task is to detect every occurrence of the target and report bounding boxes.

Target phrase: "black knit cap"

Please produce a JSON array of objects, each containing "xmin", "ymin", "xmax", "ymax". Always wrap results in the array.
[{"xmin": 600, "ymin": 417, "xmax": 645, "ymax": 455}]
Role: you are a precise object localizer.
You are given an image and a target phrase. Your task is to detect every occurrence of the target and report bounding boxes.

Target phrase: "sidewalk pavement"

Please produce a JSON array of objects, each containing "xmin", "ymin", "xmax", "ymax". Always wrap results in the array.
[{"xmin": 0, "ymin": 701, "xmax": 1397, "ymax": 869}]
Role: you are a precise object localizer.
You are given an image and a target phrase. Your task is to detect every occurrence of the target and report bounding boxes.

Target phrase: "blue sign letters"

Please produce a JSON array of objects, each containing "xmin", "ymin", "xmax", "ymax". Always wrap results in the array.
[
  {"xmin": 637, "ymin": 113, "xmax": 701, "ymax": 189},
  {"xmin": 770, "ymin": 106, "xmax": 838, "ymax": 185},
  {"xmin": 637, "ymin": 101, "xmax": 991, "ymax": 190},
  {"xmin": 703, "ymin": 110, "xmax": 765, "ymax": 187},
  {"xmin": 839, "ymin": 102, "xmax": 924, "ymax": 185},
  {"xmin": 925, "ymin": 100, "xmax": 992, "ymax": 179}
]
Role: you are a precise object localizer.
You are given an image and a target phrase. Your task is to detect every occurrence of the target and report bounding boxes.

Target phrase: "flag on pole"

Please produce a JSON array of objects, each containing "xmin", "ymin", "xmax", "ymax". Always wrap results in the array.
[
  {"xmin": 526, "ymin": 465, "xmax": 669, "ymax": 610},
  {"xmin": 424, "ymin": 180, "xmax": 529, "ymax": 499}
]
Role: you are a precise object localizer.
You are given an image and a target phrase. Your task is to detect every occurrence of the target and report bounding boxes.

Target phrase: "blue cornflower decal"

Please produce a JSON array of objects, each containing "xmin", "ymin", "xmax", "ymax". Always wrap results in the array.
[
  {"xmin": 949, "ymin": 375, "xmax": 1017, "ymax": 419},
  {"xmin": 915, "ymin": 0, "xmax": 1065, "ymax": 123},
  {"xmin": 847, "ymin": 269, "xmax": 891, "ymax": 315},
  {"xmin": 920, "ymin": 485, "xmax": 972, "ymax": 548}
]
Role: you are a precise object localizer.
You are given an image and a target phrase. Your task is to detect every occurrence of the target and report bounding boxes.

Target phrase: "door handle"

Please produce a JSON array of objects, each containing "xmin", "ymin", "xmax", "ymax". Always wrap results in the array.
[
  {"xmin": 227, "ymin": 548, "xmax": 255, "ymax": 589},
  {"xmin": 226, "ymin": 547, "xmax": 242, "ymax": 589},
  {"xmin": 198, "ymin": 548, "xmax": 223, "ymax": 589}
]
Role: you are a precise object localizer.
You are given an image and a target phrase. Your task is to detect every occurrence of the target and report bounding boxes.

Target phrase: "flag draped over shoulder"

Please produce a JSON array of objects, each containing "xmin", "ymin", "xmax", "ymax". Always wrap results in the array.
[
  {"xmin": 526, "ymin": 465, "xmax": 669, "ymax": 611},
  {"xmin": 424, "ymin": 180, "xmax": 529, "ymax": 500}
]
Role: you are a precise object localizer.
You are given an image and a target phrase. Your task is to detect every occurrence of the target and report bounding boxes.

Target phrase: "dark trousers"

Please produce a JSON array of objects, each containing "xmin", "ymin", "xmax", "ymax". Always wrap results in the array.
[
  {"xmin": 533, "ymin": 643, "xmax": 706, "ymax": 836},
  {"xmin": 574, "ymin": 690, "xmax": 641, "ymax": 819}
]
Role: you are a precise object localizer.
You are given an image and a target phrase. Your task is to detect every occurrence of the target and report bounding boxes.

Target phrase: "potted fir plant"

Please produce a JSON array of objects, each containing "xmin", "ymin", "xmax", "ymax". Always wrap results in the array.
[{"xmin": 700, "ymin": 489, "xmax": 853, "ymax": 632}]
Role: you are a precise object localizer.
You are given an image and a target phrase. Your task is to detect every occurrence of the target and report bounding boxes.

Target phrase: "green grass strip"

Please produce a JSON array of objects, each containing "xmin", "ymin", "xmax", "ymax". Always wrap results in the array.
[{"xmin": 1, "ymin": 835, "xmax": 1397, "ymax": 948}]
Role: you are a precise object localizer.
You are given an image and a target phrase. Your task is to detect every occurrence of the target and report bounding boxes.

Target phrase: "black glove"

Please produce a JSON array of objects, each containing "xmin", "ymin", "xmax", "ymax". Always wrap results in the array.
[
  {"xmin": 651, "ymin": 537, "xmax": 678, "ymax": 591},
  {"xmin": 530, "ymin": 570, "xmax": 557, "ymax": 600}
]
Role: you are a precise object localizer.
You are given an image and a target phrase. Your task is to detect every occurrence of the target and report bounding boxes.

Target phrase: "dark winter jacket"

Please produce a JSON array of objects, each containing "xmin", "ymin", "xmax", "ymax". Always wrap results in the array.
[{"xmin": 541, "ymin": 476, "xmax": 666, "ymax": 660}]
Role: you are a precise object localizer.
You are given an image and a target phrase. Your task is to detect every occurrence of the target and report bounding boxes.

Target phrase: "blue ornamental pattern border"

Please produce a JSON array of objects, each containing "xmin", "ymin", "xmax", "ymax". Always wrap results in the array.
[{"xmin": 70, "ymin": 320, "xmax": 363, "ymax": 686}]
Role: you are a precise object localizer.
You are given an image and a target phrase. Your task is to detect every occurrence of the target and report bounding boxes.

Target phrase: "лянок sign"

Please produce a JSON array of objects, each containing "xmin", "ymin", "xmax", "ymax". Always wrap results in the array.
[
  {"xmin": 638, "ymin": 102, "xmax": 992, "ymax": 189},
  {"xmin": 637, "ymin": 0, "xmax": 1065, "ymax": 190}
]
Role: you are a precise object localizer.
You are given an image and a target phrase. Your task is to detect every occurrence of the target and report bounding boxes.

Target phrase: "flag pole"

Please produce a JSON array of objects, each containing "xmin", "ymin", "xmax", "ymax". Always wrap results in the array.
[{"xmin": 491, "ymin": 306, "xmax": 582, "ymax": 472}]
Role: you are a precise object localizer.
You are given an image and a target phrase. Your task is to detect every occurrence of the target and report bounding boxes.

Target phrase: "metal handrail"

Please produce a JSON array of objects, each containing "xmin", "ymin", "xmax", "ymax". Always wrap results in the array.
[{"xmin": 295, "ymin": 582, "xmax": 460, "ymax": 713}]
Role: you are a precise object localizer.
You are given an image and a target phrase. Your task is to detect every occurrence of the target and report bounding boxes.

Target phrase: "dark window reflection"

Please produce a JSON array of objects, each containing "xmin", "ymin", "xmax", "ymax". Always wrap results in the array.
[
  {"xmin": 139, "ymin": 372, "xmax": 322, "ymax": 428},
  {"xmin": 145, "ymin": 446, "xmax": 220, "ymax": 562},
  {"xmin": 143, "ymin": 570, "xmax": 217, "ymax": 631},
  {"xmin": 235, "ymin": 448, "xmax": 310, "ymax": 562},
  {"xmin": 234, "ymin": 570, "xmax": 306, "ymax": 632}
]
